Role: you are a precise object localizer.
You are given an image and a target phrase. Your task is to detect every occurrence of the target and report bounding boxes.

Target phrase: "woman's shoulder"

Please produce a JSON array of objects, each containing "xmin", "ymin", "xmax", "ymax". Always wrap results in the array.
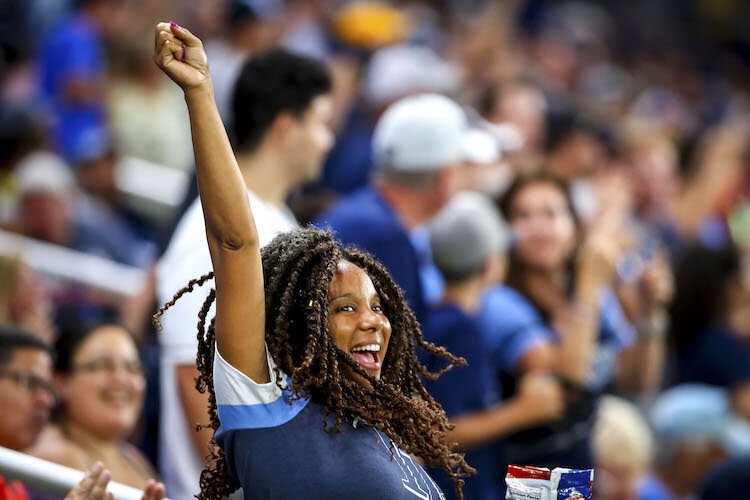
[
  {"xmin": 479, "ymin": 285, "xmax": 546, "ymax": 329},
  {"xmin": 26, "ymin": 425, "xmax": 89, "ymax": 469}
]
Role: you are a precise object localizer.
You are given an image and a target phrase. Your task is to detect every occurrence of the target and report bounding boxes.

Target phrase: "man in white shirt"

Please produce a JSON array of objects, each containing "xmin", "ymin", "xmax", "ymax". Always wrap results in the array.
[{"xmin": 156, "ymin": 48, "xmax": 334, "ymax": 499}]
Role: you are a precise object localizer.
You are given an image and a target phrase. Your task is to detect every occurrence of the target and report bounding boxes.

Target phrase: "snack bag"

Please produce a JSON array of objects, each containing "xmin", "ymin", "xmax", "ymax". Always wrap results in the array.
[
  {"xmin": 505, "ymin": 465, "xmax": 594, "ymax": 500},
  {"xmin": 553, "ymin": 468, "xmax": 592, "ymax": 499}
]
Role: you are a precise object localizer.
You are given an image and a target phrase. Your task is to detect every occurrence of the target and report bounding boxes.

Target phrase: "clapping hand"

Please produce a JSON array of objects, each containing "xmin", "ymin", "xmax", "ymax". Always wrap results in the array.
[{"xmin": 65, "ymin": 462, "xmax": 165, "ymax": 500}]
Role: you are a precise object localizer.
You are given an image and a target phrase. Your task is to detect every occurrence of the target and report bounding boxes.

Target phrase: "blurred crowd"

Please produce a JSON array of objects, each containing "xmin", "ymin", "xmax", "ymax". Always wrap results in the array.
[{"xmin": 1, "ymin": 0, "xmax": 750, "ymax": 498}]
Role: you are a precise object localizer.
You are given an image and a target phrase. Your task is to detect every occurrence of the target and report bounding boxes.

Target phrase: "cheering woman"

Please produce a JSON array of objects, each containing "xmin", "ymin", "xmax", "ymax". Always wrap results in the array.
[{"xmin": 152, "ymin": 22, "xmax": 471, "ymax": 500}]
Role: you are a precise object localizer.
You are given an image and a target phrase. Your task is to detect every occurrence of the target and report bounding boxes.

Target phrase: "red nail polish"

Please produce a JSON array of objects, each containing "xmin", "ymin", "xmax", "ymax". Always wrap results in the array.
[{"xmin": 170, "ymin": 21, "xmax": 181, "ymax": 29}]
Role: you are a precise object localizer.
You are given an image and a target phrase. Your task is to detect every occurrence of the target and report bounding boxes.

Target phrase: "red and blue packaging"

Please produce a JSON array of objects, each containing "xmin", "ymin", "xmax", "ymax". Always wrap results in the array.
[{"xmin": 505, "ymin": 465, "xmax": 594, "ymax": 499}]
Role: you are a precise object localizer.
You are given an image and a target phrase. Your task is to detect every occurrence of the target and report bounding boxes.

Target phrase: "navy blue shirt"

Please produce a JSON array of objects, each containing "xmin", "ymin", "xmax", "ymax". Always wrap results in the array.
[
  {"xmin": 422, "ymin": 304, "xmax": 504, "ymax": 500},
  {"xmin": 677, "ymin": 324, "xmax": 750, "ymax": 389},
  {"xmin": 315, "ymin": 187, "xmax": 426, "ymax": 323},
  {"xmin": 214, "ymin": 348, "xmax": 445, "ymax": 499}
]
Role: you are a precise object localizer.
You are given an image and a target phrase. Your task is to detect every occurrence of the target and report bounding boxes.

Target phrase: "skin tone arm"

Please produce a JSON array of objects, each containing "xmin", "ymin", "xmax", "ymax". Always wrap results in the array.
[
  {"xmin": 445, "ymin": 373, "xmax": 563, "ymax": 450},
  {"xmin": 615, "ymin": 251, "xmax": 672, "ymax": 394},
  {"xmin": 176, "ymin": 364, "xmax": 215, "ymax": 459},
  {"xmin": 153, "ymin": 22, "xmax": 268, "ymax": 382}
]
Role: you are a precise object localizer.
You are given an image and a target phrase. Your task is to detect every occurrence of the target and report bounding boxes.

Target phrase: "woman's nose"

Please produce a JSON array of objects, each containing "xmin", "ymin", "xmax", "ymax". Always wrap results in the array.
[{"xmin": 358, "ymin": 308, "xmax": 383, "ymax": 331}]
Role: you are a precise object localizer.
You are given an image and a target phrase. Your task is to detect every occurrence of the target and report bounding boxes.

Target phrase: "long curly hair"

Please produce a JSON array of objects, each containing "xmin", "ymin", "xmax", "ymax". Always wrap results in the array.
[{"xmin": 154, "ymin": 228, "xmax": 474, "ymax": 499}]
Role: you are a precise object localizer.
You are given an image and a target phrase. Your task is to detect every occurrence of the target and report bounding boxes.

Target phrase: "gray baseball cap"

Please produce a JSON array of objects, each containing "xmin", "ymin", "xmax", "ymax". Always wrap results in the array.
[{"xmin": 428, "ymin": 191, "xmax": 511, "ymax": 281}]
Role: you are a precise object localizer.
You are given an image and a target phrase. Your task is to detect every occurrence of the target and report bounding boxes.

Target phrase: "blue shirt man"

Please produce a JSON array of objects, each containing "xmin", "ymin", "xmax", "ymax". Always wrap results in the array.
[
  {"xmin": 315, "ymin": 93, "xmax": 474, "ymax": 325},
  {"xmin": 316, "ymin": 186, "xmax": 427, "ymax": 321}
]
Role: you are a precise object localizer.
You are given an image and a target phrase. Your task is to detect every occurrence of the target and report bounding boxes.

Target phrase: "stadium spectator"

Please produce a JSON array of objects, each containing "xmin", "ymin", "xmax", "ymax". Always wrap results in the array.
[
  {"xmin": 639, "ymin": 384, "xmax": 750, "ymax": 500},
  {"xmin": 592, "ymin": 396, "xmax": 654, "ymax": 500},
  {"xmin": 11, "ymin": 150, "xmax": 153, "ymax": 268},
  {"xmin": 315, "ymin": 93, "xmax": 470, "ymax": 324},
  {"xmin": 0, "ymin": 255, "xmax": 56, "ymax": 343},
  {"xmin": 29, "ymin": 322, "xmax": 158, "ymax": 489},
  {"xmin": 423, "ymin": 191, "xmax": 564, "ymax": 499},
  {"xmin": 37, "ymin": 0, "xmax": 127, "ymax": 162},
  {"xmin": 155, "ymin": 47, "xmax": 333, "ymax": 499},
  {"xmin": 668, "ymin": 244, "xmax": 750, "ymax": 419},
  {"xmin": 0, "ymin": 325, "xmax": 164, "ymax": 499},
  {"xmin": 479, "ymin": 170, "xmax": 664, "ymax": 468}
]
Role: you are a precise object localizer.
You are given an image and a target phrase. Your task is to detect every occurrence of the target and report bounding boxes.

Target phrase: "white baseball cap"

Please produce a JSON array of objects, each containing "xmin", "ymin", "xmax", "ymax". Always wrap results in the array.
[
  {"xmin": 373, "ymin": 93, "xmax": 472, "ymax": 172},
  {"xmin": 14, "ymin": 151, "xmax": 75, "ymax": 196}
]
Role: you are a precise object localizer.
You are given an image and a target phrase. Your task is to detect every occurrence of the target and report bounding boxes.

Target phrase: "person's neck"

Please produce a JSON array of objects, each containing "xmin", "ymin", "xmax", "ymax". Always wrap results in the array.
[
  {"xmin": 60, "ymin": 419, "xmax": 118, "ymax": 458},
  {"xmin": 519, "ymin": 266, "xmax": 568, "ymax": 312},
  {"xmin": 376, "ymin": 183, "xmax": 435, "ymax": 229},
  {"xmin": 442, "ymin": 279, "xmax": 485, "ymax": 315},
  {"xmin": 525, "ymin": 266, "xmax": 566, "ymax": 290},
  {"xmin": 237, "ymin": 148, "xmax": 293, "ymax": 209}
]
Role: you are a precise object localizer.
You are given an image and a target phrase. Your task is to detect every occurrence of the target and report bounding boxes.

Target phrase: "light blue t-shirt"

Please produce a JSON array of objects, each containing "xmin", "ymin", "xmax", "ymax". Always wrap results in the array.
[
  {"xmin": 214, "ymin": 348, "xmax": 446, "ymax": 499},
  {"xmin": 478, "ymin": 285, "xmax": 635, "ymax": 391}
]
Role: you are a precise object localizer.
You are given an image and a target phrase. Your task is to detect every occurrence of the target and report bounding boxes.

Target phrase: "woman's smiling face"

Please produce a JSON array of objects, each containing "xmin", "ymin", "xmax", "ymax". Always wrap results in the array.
[
  {"xmin": 327, "ymin": 260, "xmax": 392, "ymax": 384},
  {"xmin": 59, "ymin": 325, "xmax": 145, "ymax": 440},
  {"xmin": 508, "ymin": 181, "xmax": 577, "ymax": 271}
]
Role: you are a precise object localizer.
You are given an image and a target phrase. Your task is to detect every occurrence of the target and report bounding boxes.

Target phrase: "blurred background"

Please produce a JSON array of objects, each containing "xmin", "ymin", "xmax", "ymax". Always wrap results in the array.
[{"xmin": 1, "ymin": 0, "xmax": 750, "ymax": 498}]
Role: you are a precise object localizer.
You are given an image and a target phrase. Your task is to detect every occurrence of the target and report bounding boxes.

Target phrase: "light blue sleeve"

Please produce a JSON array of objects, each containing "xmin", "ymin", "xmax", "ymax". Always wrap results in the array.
[
  {"xmin": 478, "ymin": 286, "xmax": 555, "ymax": 373},
  {"xmin": 213, "ymin": 346, "xmax": 309, "ymax": 433}
]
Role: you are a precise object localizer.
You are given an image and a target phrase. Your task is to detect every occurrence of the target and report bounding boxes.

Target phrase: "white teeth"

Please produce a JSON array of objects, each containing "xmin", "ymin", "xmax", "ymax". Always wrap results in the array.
[{"xmin": 351, "ymin": 344, "xmax": 380, "ymax": 353}]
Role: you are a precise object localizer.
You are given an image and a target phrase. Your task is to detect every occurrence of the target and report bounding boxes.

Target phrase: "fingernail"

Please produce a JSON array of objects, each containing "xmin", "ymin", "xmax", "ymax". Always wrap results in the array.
[
  {"xmin": 170, "ymin": 21, "xmax": 181, "ymax": 29},
  {"xmin": 92, "ymin": 462, "xmax": 103, "ymax": 473}
]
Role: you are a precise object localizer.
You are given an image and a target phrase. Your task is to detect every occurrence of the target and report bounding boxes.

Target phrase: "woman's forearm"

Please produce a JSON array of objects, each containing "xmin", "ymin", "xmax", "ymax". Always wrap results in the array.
[
  {"xmin": 554, "ymin": 303, "xmax": 598, "ymax": 384},
  {"xmin": 446, "ymin": 400, "xmax": 531, "ymax": 449},
  {"xmin": 185, "ymin": 83, "xmax": 258, "ymax": 249}
]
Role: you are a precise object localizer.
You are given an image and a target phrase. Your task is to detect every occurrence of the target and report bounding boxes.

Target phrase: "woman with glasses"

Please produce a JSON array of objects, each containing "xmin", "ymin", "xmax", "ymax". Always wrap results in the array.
[{"xmin": 28, "ymin": 322, "xmax": 160, "ymax": 490}]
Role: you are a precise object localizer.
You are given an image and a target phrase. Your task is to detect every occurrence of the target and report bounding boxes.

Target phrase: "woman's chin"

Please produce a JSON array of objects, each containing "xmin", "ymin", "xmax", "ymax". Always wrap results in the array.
[{"xmin": 343, "ymin": 364, "xmax": 379, "ymax": 390}]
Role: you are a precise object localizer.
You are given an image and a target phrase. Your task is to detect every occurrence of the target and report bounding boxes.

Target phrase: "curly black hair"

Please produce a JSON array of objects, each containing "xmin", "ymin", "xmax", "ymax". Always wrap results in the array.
[{"xmin": 154, "ymin": 228, "xmax": 474, "ymax": 499}]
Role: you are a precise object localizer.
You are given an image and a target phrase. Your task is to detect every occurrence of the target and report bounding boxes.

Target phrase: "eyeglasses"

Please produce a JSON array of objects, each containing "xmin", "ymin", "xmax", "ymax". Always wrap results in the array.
[
  {"xmin": 72, "ymin": 357, "xmax": 144, "ymax": 377},
  {"xmin": 0, "ymin": 369, "xmax": 58, "ymax": 400}
]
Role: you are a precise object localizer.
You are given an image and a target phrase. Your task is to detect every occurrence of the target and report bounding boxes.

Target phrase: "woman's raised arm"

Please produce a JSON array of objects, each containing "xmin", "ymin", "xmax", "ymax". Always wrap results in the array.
[{"xmin": 154, "ymin": 22, "xmax": 268, "ymax": 382}]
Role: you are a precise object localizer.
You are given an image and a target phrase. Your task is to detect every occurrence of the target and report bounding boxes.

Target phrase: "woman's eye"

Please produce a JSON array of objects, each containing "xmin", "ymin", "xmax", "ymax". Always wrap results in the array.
[
  {"xmin": 339, "ymin": 305, "xmax": 355, "ymax": 312},
  {"xmin": 372, "ymin": 304, "xmax": 383, "ymax": 312}
]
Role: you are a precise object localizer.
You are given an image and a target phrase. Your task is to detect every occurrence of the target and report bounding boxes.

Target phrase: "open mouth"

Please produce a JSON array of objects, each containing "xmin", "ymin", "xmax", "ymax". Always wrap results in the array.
[{"xmin": 350, "ymin": 343, "xmax": 381, "ymax": 373}]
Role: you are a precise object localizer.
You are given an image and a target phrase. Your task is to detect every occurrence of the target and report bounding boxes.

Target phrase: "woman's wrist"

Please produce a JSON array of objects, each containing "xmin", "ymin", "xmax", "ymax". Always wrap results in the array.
[
  {"xmin": 184, "ymin": 79, "xmax": 214, "ymax": 101},
  {"xmin": 637, "ymin": 309, "xmax": 669, "ymax": 340}
]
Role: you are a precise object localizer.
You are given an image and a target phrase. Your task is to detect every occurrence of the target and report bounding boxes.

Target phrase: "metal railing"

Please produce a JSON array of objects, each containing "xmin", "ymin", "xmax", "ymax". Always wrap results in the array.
[
  {"xmin": 0, "ymin": 229, "xmax": 147, "ymax": 297},
  {"xmin": 0, "ymin": 446, "xmax": 170, "ymax": 499}
]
